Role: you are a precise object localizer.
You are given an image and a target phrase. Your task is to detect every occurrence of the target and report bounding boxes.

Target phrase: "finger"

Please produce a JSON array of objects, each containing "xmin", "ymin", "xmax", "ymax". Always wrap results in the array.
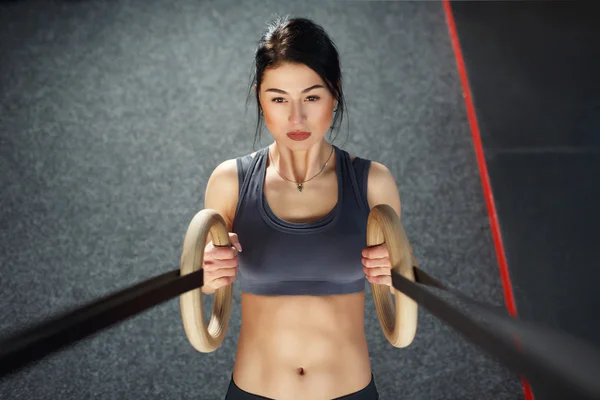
[
  {"xmin": 203, "ymin": 257, "xmax": 238, "ymax": 270},
  {"xmin": 362, "ymin": 256, "xmax": 391, "ymax": 268},
  {"xmin": 205, "ymin": 246, "xmax": 238, "ymax": 261},
  {"xmin": 366, "ymin": 275, "xmax": 392, "ymax": 286},
  {"xmin": 228, "ymin": 232, "xmax": 243, "ymax": 252},
  {"xmin": 363, "ymin": 266, "xmax": 391, "ymax": 278},
  {"xmin": 362, "ymin": 244, "xmax": 389, "ymax": 259},
  {"xmin": 204, "ymin": 263, "xmax": 238, "ymax": 276},
  {"xmin": 205, "ymin": 266, "xmax": 238, "ymax": 280}
]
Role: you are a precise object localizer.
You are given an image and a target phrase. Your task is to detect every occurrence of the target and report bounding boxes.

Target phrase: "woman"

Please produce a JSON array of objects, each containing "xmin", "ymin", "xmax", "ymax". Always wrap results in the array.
[{"xmin": 201, "ymin": 16, "xmax": 418, "ymax": 400}]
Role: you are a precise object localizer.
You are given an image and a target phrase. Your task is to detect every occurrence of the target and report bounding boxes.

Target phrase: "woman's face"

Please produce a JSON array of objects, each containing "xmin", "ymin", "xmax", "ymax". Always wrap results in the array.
[{"xmin": 258, "ymin": 62, "xmax": 337, "ymax": 149}]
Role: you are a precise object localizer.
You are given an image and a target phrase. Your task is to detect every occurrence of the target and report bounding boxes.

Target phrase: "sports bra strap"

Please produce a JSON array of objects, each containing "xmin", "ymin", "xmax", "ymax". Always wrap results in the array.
[
  {"xmin": 351, "ymin": 157, "xmax": 372, "ymax": 215},
  {"xmin": 236, "ymin": 154, "xmax": 254, "ymax": 196}
]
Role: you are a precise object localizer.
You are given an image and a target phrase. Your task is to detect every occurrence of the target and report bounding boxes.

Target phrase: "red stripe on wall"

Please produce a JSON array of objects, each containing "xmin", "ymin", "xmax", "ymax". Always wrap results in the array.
[{"xmin": 441, "ymin": 1, "xmax": 534, "ymax": 399}]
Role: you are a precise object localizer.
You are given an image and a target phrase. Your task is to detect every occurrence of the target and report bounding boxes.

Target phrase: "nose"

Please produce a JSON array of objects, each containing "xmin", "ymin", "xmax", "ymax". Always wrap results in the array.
[{"xmin": 288, "ymin": 101, "xmax": 306, "ymax": 124}]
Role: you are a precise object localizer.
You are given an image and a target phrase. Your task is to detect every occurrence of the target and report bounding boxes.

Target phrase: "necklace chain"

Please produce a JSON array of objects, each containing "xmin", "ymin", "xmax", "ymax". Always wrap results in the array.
[{"xmin": 268, "ymin": 146, "xmax": 334, "ymax": 192}]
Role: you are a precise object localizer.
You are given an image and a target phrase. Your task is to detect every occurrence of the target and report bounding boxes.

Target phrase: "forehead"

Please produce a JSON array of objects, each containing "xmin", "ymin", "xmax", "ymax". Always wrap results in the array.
[{"xmin": 261, "ymin": 62, "xmax": 325, "ymax": 91}]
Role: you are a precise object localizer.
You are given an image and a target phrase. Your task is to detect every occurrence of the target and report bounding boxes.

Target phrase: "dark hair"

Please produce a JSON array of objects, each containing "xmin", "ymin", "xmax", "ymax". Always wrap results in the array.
[{"xmin": 246, "ymin": 16, "xmax": 348, "ymax": 150}]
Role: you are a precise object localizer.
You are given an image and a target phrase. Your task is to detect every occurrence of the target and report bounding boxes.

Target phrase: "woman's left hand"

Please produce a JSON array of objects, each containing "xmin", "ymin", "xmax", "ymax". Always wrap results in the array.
[{"xmin": 361, "ymin": 244, "xmax": 392, "ymax": 287}]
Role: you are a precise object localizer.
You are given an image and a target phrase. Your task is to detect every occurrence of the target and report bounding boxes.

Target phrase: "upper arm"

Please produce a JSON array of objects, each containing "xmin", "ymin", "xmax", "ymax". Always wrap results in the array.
[
  {"xmin": 366, "ymin": 161, "xmax": 417, "ymax": 262},
  {"xmin": 204, "ymin": 158, "xmax": 239, "ymax": 232},
  {"xmin": 366, "ymin": 161, "xmax": 401, "ymax": 217}
]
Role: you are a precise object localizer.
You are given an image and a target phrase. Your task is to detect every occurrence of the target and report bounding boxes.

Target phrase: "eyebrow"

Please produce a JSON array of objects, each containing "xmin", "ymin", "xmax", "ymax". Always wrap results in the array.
[{"xmin": 264, "ymin": 84, "xmax": 325, "ymax": 94}]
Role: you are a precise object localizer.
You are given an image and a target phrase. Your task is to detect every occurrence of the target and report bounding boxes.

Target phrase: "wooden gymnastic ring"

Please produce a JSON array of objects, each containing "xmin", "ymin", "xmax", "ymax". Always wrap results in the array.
[
  {"xmin": 180, "ymin": 209, "xmax": 233, "ymax": 353},
  {"xmin": 366, "ymin": 204, "xmax": 418, "ymax": 348}
]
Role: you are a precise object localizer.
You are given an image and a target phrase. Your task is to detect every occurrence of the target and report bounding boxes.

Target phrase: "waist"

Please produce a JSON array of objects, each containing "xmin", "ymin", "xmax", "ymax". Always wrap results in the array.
[{"xmin": 233, "ymin": 292, "xmax": 371, "ymax": 397}]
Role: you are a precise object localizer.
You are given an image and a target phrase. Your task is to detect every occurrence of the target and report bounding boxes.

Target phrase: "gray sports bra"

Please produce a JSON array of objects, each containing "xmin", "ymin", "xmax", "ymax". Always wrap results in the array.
[{"xmin": 231, "ymin": 145, "xmax": 372, "ymax": 296}]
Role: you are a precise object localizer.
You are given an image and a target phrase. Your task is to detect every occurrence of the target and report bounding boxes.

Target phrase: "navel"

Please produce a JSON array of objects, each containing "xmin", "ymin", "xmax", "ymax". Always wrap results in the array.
[{"xmin": 296, "ymin": 367, "xmax": 305, "ymax": 376}]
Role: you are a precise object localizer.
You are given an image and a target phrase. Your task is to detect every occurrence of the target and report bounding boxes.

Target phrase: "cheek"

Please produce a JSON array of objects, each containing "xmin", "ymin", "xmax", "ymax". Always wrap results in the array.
[
  {"xmin": 313, "ymin": 107, "xmax": 334, "ymax": 130},
  {"xmin": 318, "ymin": 106, "xmax": 334, "ymax": 121},
  {"xmin": 263, "ymin": 113, "xmax": 274, "ymax": 126},
  {"xmin": 262, "ymin": 105, "xmax": 285, "ymax": 126}
]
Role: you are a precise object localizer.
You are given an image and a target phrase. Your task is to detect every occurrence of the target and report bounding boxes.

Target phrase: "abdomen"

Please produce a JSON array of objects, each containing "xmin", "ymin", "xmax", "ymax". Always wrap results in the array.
[{"xmin": 232, "ymin": 292, "xmax": 373, "ymax": 399}]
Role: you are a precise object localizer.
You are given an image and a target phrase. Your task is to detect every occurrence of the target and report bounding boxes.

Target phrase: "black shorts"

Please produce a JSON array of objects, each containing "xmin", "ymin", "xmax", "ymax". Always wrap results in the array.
[{"xmin": 224, "ymin": 373, "xmax": 379, "ymax": 399}]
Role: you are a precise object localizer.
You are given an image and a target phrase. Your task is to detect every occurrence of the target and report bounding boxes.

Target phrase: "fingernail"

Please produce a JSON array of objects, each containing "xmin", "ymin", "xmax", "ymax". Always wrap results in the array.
[{"xmin": 236, "ymin": 243, "xmax": 243, "ymax": 252}]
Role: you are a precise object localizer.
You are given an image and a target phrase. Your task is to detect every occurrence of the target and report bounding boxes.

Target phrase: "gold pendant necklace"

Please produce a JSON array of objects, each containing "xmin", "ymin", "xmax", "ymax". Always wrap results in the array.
[{"xmin": 269, "ymin": 146, "xmax": 334, "ymax": 192}]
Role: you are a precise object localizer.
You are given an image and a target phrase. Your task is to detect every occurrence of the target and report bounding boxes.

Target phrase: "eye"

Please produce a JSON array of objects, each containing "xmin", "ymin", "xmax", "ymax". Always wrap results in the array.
[{"xmin": 270, "ymin": 96, "xmax": 320, "ymax": 103}]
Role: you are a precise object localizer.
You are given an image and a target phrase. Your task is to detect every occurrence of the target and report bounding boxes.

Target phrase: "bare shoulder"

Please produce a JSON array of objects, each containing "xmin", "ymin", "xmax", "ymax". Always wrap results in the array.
[
  {"xmin": 204, "ymin": 158, "xmax": 239, "ymax": 230},
  {"xmin": 342, "ymin": 148, "xmax": 400, "ymax": 214},
  {"xmin": 365, "ymin": 160, "xmax": 401, "ymax": 216}
]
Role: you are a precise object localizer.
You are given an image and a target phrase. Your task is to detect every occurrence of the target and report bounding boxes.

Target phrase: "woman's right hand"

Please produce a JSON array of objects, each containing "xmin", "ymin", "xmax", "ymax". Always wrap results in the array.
[{"xmin": 201, "ymin": 232, "xmax": 242, "ymax": 295}]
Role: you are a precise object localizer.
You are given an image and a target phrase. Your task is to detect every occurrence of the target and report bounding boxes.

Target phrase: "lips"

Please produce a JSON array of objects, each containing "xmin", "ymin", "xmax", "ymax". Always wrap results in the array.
[{"xmin": 287, "ymin": 131, "xmax": 311, "ymax": 141}]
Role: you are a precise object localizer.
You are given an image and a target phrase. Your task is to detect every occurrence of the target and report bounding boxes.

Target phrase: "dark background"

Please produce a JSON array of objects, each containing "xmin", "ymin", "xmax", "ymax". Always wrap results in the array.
[{"xmin": 451, "ymin": 1, "xmax": 600, "ymax": 398}]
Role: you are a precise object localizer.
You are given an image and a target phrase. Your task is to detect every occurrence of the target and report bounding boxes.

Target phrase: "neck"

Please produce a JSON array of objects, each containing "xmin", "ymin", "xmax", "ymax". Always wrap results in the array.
[{"xmin": 269, "ymin": 141, "xmax": 334, "ymax": 183}]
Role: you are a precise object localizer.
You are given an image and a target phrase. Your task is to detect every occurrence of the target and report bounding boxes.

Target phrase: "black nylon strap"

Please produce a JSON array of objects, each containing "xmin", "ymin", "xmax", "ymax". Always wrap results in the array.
[
  {"xmin": 414, "ymin": 267, "xmax": 511, "ymax": 316},
  {"xmin": 0, "ymin": 268, "xmax": 203, "ymax": 379},
  {"xmin": 400, "ymin": 268, "xmax": 600, "ymax": 399}
]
